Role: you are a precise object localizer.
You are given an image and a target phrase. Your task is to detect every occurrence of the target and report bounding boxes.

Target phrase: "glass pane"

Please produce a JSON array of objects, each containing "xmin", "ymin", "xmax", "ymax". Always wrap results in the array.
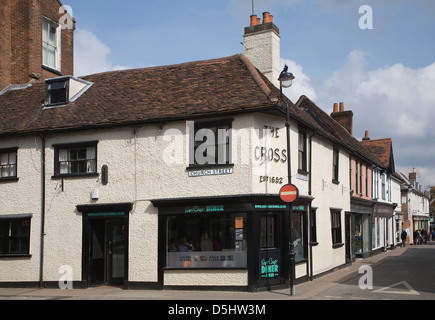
[
  {"xmin": 87, "ymin": 160, "xmax": 96, "ymax": 173},
  {"xmin": 42, "ymin": 45, "xmax": 48, "ymax": 66},
  {"xmin": 8, "ymin": 152, "xmax": 16, "ymax": 165},
  {"xmin": 1, "ymin": 166, "xmax": 8, "ymax": 177},
  {"xmin": 49, "ymin": 25, "xmax": 56, "ymax": 45},
  {"xmin": 292, "ymin": 212, "xmax": 304, "ymax": 262},
  {"xmin": 77, "ymin": 149, "xmax": 87, "ymax": 160},
  {"xmin": 167, "ymin": 213, "xmax": 247, "ymax": 268},
  {"xmin": 0, "ymin": 238, "xmax": 5, "ymax": 254},
  {"xmin": 59, "ymin": 162, "xmax": 69, "ymax": 174},
  {"xmin": 42, "ymin": 20, "xmax": 48, "ymax": 42},
  {"xmin": 353, "ymin": 215, "xmax": 362, "ymax": 254},
  {"xmin": 9, "ymin": 164, "xmax": 16, "ymax": 177},
  {"xmin": 260, "ymin": 217, "xmax": 267, "ymax": 248},
  {"xmin": 267, "ymin": 217, "xmax": 275, "ymax": 247},
  {"xmin": 47, "ymin": 46, "xmax": 56, "ymax": 68},
  {"xmin": 86, "ymin": 147, "xmax": 96, "ymax": 160},
  {"xmin": 0, "ymin": 154, "xmax": 7, "ymax": 165},
  {"xmin": 0, "ymin": 221, "xmax": 9, "ymax": 237},
  {"xmin": 111, "ymin": 225, "xmax": 125, "ymax": 278}
]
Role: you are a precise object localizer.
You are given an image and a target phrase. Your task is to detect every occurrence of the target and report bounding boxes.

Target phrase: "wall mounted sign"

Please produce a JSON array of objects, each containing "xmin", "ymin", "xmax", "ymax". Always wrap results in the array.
[
  {"xmin": 254, "ymin": 204, "xmax": 306, "ymax": 211},
  {"xmin": 87, "ymin": 212, "xmax": 125, "ymax": 217},
  {"xmin": 184, "ymin": 205, "xmax": 224, "ymax": 214},
  {"xmin": 188, "ymin": 168, "xmax": 233, "ymax": 177}
]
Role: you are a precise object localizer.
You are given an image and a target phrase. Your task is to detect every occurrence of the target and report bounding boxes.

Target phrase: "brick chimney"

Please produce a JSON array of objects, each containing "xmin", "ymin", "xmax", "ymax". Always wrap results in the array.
[
  {"xmin": 243, "ymin": 11, "xmax": 280, "ymax": 88},
  {"xmin": 409, "ymin": 168, "xmax": 417, "ymax": 187},
  {"xmin": 331, "ymin": 102, "xmax": 354, "ymax": 135},
  {"xmin": 0, "ymin": 0, "xmax": 75, "ymax": 91}
]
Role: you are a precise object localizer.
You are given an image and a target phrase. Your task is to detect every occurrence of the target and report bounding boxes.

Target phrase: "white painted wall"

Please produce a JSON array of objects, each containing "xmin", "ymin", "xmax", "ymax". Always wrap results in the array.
[{"xmin": 0, "ymin": 112, "xmax": 352, "ymax": 286}]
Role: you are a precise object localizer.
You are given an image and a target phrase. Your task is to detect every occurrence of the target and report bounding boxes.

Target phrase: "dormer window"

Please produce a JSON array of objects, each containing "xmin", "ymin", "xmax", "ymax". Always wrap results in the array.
[
  {"xmin": 46, "ymin": 78, "xmax": 69, "ymax": 106},
  {"xmin": 43, "ymin": 76, "xmax": 93, "ymax": 108}
]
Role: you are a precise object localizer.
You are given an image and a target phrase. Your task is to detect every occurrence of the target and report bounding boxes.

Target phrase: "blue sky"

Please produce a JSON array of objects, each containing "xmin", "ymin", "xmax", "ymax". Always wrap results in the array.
[{"xmin": 68, "ymin": 0, "xmax": 435, "ymax": 188}]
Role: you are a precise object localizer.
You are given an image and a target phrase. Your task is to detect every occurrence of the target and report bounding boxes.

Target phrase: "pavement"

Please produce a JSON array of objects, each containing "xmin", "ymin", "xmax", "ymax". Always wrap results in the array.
[{"xmin": 0, "ymin": 244, "xmax": 416, "ymax": 301}]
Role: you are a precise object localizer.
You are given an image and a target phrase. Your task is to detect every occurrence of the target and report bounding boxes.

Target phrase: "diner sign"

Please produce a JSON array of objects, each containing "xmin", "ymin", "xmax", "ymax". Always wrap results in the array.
[
  {"xmin": 259, "ymin": 249, "xmax": 281, "ymax": 282},
  {"xmin": 185, "ymin": 205, "xmax": 224, "ymax": 214}
]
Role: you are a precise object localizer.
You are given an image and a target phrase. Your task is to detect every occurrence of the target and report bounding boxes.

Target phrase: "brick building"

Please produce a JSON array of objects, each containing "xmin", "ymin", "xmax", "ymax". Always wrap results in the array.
[{"xmin": 0, "ymin": 0, "xmax": 74, "ymax": 91}]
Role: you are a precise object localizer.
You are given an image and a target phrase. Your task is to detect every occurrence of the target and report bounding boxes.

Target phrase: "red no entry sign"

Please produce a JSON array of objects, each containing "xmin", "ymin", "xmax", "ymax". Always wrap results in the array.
[{"xmin": 279, "ymin": 184, "xmax": 299, "ymax": 203}]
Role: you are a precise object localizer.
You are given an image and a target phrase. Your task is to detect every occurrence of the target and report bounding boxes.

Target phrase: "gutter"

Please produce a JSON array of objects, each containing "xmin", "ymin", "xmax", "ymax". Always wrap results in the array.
[{"xmin": 39, "ymin": 134, "xmax": 46, "ymax": 288}]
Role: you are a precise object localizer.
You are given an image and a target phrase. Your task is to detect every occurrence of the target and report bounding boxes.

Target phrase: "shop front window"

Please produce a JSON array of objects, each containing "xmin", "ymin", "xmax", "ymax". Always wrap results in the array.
[
  {"xmin": 362, "ymin": 214, "xmax": 371, "ymax": 251},
  {"xmin": 166, "ymin": 213, "xmax": 247, "ymax": 268},
  {"xmin": 291, "ymin": 211, "xmax": 306, "ymax": 262},
  {"xmin": 353, "ymin": 214, "xmax": 362, "ymax": 254}
]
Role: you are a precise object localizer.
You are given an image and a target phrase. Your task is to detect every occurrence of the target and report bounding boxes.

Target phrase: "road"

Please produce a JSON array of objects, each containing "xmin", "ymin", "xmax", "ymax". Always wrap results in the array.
[
  {"xmin": 0, "ymin": 243, "xmax": 433, "ymax": 302},
  {"xmin": 313, "ymin": 242, "xmax": 435, "ymax": 300}
]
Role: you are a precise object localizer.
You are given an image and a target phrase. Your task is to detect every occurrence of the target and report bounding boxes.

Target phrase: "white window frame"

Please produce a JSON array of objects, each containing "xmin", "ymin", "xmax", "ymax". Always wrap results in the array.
[{"xmin": 42, "ymin": 17, "xmax": 61, "ymax": 71}]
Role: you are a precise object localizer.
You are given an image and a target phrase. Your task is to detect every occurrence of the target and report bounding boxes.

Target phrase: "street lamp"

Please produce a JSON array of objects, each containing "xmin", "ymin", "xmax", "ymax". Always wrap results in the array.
[
  {"xmin": 279, "ymin": 65, "xmax": 295, "ymax": 89},
  {"xmin": 278, "ymin": 64, "xmax": 296, "ymax": 296}
]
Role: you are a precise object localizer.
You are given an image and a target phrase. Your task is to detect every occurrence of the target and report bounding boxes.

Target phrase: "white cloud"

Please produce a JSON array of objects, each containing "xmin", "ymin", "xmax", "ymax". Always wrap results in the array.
[
  {"xmin": 74, "ymin": 29, "xmax": 130, "ymax": 77},
  {"xmin": 311, "ymin": 50, "xmax": 435, "ymax": 186},
  {"xmin": 317, "ymin": 50, "xmax": 435, "ymax": 139},
  {"xmin": 281, "ymin": 58, "xmax": 317, "ymax": 103}
]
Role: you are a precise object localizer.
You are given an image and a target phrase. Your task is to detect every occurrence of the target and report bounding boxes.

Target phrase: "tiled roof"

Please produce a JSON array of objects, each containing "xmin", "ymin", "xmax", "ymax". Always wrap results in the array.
[
  {"xmin": 295, "ymin": 95, "xmax": 382, "ymax": 167},
  {"xmin": 361, "ymin": 138, "xmax": 394, "ymax": 172},
  {"xmin": 0, "ymin": 52, "xmax": 388, "ymax": 167},
  {"xmin": 0, "ymin": 54, "xmax": 288, "ymax": 135}
]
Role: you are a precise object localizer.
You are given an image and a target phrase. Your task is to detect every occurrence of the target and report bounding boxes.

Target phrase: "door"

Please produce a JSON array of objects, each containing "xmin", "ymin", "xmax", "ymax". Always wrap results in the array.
[
  {"xmin": 258, "ymin": 212, "xmax": 282, "ymax": 287},
  {"xmin": 106, "ymin": 221, "xmax": 127, "ymax": 286},
  {"xmin": 88, "ymin": 219, "xmax": 127, "ymax": 286}
]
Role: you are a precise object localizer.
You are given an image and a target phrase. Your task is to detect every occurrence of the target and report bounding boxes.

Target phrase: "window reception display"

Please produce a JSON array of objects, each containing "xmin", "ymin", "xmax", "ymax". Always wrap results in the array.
[{"xmin": 166, "ymin": 213, "xmax": 248, "ymax": 268}]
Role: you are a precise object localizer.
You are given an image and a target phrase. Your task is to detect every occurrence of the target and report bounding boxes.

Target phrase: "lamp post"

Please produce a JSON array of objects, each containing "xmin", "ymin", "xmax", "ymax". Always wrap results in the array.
[{"xmin": 278, "ymin": 65, "xmax": 296, "ymax": 296}]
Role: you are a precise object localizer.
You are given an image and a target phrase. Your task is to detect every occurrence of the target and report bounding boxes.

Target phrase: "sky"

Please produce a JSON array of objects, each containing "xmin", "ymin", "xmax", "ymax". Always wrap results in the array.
[{"xmin": 66, "ymin": 0, "xmax": 435, "ymax": 189}]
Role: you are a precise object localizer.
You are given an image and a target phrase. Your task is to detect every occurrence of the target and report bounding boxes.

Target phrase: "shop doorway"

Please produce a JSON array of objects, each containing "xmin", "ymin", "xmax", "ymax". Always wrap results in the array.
[
  {"xmin": 87, "ymin": 218, "xmax": 127, "ymax": 286},
  {"xmin": 258, "ymin": 212, "xmax": 283, "ymax": 287}
]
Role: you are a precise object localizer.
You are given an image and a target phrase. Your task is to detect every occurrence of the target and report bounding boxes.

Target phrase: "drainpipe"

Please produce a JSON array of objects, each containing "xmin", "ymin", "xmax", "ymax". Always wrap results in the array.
[
  {"xmin": 39, "ymin": 135, "xmax": 46, "ymax": 288},
  {"xmin": 308, "ymin": 131, "xmax": 315, "ymax": 281}
]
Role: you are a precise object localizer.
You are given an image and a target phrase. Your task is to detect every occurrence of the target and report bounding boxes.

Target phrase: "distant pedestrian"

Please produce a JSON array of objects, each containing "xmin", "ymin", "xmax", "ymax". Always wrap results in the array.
[
  {"xmin": 431, "ymin": 230, "xmax": 435, "ymax": 241},
  {"xmin": 413, "ymin": 230, "xmax": 418, "ymax": 245},
  {"xmin": 401, "ymin": 229, "xmax": 408, "ymax": 247},
  {"xmin": 422, "ymin": 229, "xmax": 427, "ymax": 244},
  {"xmin": 417, "ymin": 230, "xmax": 423, "ymax": 245}
]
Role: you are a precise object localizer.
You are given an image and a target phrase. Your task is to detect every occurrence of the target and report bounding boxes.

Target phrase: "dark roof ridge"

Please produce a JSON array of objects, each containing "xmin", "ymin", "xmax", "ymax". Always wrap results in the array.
[
  {"xmin": 296, "ymin": 95, "xmax": 383, "ymax": 167},
  {"xmin": 80, "ymin": 54, "xmax": 244, "ymax": 79}
]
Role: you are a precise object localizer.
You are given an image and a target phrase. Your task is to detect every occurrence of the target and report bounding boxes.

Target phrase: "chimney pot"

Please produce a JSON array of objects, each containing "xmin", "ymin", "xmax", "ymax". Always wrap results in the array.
[
  {"xmin": 339, "ymin": 102, "xmax": 344, "ymax": 112},
  {"xmin": 333, "ymin": 103, "xmax": 338, "ymax": 113},
  {"xmin": 362, "ymin": 130, "xmax": 370, "ymax": 141},
  {"xmin": 250, "ymin": 14, "xmax": 258, "ymax": 26},
  {"xmin": 263, "ymin": 12, "xmax": 271, "ymax": 23}
]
